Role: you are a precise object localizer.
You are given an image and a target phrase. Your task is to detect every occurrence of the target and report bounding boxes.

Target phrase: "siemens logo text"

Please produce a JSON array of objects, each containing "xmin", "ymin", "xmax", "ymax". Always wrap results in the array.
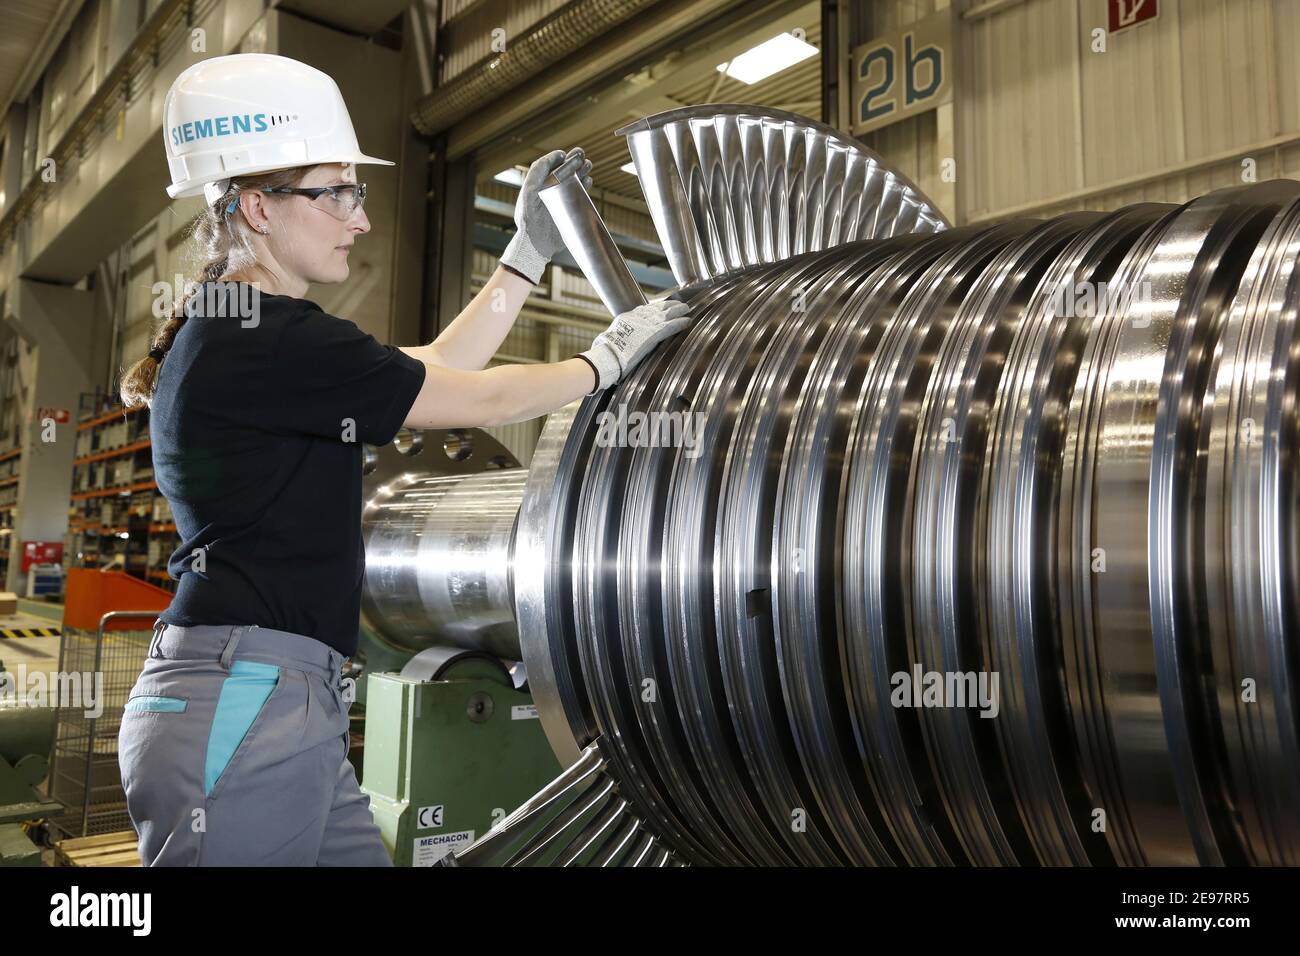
[{"xmin": 170, "ymin": 113, "xmax": 268, "ymax": 145}]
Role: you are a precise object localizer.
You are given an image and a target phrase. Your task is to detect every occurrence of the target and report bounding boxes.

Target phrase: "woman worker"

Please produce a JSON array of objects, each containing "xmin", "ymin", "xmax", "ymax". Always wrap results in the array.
[{"xmin": 116, "ymin": 53, "xmax": 690, "ymax": 865}]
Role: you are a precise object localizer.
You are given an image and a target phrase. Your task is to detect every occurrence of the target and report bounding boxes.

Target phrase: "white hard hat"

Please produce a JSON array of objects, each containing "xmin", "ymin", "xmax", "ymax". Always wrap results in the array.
[{"xmin": 163, "ymin": 53, "xmax": 393, "ymax": 200}]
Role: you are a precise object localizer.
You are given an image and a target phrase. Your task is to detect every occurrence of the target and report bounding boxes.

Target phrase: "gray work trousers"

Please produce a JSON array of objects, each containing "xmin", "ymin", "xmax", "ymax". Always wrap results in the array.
[{"xmin": 117, "ymin": 621, "xmax": 393, "ymax": 866}]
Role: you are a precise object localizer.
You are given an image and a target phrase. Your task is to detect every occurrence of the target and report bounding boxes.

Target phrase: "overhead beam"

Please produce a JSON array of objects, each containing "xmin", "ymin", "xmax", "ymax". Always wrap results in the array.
[
  {"xmin": 474, "ymin": 0, "xmax": 816, "ymax": 176},
  {"xmin": 454, "ymin": 0, "xmax": 816, "ymax": 167},
  {"xmin": 446, "ymin": 0, "xmax": 736, "ymax": 159}
]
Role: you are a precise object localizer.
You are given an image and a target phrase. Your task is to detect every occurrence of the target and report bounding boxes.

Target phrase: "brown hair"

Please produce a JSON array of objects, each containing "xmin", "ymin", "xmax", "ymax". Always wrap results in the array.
[{"xmin": 119, "ymin": 165, "xmax": 314, "ymax": 408}]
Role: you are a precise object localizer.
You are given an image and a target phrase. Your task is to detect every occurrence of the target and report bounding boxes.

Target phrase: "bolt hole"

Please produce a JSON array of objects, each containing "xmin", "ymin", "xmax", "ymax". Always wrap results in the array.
[
  {"xmin": 393, "ymin": 428, "xmax": 424, "ymax": 456},
  {"xmin": 444, "ymin": 429, "xmax": 474, "ymax": 462}
]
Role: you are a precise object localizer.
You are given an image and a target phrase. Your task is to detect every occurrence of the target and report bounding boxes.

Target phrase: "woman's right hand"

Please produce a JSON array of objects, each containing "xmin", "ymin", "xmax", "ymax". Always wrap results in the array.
[{"xmin": 578, "ymin": 298, "xmax": 694, "ymax": 393}]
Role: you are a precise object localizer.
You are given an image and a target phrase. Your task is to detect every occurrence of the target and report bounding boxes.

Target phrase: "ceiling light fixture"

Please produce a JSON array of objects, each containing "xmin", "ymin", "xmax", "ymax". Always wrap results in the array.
[
  {"xmin": 493, "ymin": 167, "xmax": 525, "ymax": 187},
  {"xmin": 716, "ymin": 32, "xmax": 818, "ymax": 85}
]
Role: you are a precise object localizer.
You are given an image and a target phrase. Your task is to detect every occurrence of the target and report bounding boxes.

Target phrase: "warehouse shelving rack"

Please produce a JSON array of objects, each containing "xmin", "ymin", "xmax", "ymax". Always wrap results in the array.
[
  {"xmin": 0, "ymin": 446, "xmax": 19, "ymax": 583},
  {"xmin": 66, "ymin": 394, "xmax": 176, "ymax": 592}
]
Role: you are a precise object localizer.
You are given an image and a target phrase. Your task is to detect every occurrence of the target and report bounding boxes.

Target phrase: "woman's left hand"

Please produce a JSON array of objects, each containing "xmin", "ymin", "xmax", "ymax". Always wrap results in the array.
[{"xmin": 501, "ymin": 147, "xmax": 593, "ymax": 283}]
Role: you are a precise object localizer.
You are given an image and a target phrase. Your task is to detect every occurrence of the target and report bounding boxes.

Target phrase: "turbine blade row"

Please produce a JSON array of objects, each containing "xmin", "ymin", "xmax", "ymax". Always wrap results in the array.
[{"xmin": 617, "ymin": 105, "xmax": 948, "ymax": 286}]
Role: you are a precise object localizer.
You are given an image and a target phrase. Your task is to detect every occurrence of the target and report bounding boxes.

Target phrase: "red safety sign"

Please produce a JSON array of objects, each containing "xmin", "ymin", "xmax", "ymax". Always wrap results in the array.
[
  {"xmin": 35, "ymin": 407, "xmax": 70, "ymax": 424},
  {"xmin": 1109, "ymin": 0, "xmax": 1158, "ymax": 33},
  {"xmin": 21, "ymin": 541, "xmax": 63, "ymax": 573}
]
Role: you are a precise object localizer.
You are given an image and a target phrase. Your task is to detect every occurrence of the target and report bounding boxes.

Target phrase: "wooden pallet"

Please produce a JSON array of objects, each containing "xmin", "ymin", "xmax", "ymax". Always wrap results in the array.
[{"xmin": 54, "ymin": 830, "xmax": 141, "ymax": 867}]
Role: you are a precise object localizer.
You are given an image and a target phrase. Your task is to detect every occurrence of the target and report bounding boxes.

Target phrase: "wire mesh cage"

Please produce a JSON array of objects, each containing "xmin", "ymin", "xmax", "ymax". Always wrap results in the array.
[{"xmin": 46, "ymin": 612, "xmax": 157, "ymax": 839}]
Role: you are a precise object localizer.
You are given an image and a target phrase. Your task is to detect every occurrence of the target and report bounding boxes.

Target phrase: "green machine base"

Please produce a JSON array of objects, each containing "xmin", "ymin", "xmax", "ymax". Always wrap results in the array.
[
  {"xmin": 0, "ymin": 823, "xmax": 41, "ymax": 866},
  {"xmin": 0, "ymin": 658, "xmax": 61, "ymax": 867},
  {"xmin": 360, "ymin": 653, "xmax": 562, "ymax": 866}
]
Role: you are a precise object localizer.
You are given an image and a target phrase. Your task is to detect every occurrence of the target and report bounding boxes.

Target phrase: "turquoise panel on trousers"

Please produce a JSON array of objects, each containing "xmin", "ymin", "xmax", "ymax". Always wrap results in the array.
[
  {"xmin": 204, "ymin": 661, "xmax": 280, "ymax": 796},
  {"xmin": 125, "ymin": 695, "xmax": 188, "ymax": 713}
]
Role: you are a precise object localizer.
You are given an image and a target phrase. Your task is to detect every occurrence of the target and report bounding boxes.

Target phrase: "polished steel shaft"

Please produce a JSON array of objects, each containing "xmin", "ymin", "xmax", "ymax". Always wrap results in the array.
[{"xmin": 362, "ymin": 467, "xmax": 526, "ymax": 660}]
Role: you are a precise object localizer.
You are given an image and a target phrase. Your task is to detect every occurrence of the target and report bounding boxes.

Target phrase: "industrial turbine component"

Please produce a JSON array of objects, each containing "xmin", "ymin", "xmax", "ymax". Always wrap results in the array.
[
  {"xmin": 438, "ymin": 744, "xmax": 686, "ymax": 867},
  {"xmin": 617, "ymin": 105, "xmax": 948, "ymax": 285},
  {"xmin": 540, "ymin": 151, "xmax": 649, "ymax": 316},
  {"xmin": 506, "ymin": 178, "xmax": 1300, "ymax": 866},
  {"xmin": 366, "ymin": 107, "xmax": 1300, "ymax": 866}
]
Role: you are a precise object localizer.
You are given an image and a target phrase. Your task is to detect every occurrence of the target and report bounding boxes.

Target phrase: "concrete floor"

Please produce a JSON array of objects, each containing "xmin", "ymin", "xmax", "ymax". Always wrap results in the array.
[{"xmin": 16, "ymin": 597, "xmax": 63, "ymax": 621}]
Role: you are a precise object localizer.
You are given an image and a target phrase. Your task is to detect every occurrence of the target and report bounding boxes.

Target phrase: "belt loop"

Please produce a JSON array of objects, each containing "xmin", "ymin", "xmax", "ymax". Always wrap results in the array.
[
  {"xmin": 219, "ymin": 626, "xmax": 245, "ymax": 670},
  {"xmin": 147, "ymin": 620, "xmax": 166, "ymax": 659}
]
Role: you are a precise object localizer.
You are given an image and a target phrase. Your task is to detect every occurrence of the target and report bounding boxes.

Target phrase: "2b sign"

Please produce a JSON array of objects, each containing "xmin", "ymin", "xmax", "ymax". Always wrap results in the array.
[{"xmin": 851, "ymin": 8, "xmax": 953, "ymax": 136}]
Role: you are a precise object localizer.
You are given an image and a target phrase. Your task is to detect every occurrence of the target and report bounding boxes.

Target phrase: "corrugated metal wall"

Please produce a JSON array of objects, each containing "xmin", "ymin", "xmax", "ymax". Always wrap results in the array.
[
  {"xmin": 856, "ymin": 0, "xmax": 1299, "ymax": 223},
  {"xmin": 965, "ymin": 0, "xmax": 1300, "ymax": 221}
]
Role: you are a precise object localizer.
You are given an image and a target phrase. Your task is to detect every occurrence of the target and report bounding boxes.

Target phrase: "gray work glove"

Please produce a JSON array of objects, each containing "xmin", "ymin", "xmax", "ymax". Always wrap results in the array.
[
  {"xmin": 501, "ymin": 147, "xmax": 593, "ymax": 284},
  {"xmin": 578, "ymin": 298, "xmax": 693, "ymax": 393}
]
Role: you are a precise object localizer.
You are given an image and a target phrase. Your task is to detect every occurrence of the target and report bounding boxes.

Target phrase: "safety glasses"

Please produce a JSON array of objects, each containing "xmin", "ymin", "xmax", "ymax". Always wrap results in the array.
[{"xmin": 259, "ymin": 182, "xmax": 367, "ymax": 221}]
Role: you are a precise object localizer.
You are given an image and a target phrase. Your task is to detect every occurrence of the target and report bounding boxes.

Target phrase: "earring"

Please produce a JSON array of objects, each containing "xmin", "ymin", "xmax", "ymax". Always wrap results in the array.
[{"xmin": 260, "ymin": 226, "xmax": 270, "ymax": 235}]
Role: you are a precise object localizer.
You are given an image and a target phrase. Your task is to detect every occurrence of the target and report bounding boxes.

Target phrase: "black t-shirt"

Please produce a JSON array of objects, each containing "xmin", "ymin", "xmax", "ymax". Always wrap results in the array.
[{"xmin": 150, "ymin": 281, "xmax": 427, "ymax": 656}]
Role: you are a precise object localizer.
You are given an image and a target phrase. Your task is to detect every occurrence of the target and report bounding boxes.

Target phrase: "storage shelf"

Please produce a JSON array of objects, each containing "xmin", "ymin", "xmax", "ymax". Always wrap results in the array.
[
  {"xmin": 67, "ymin": 399, "xmax": 173, "ymax": 593},
  {"xmin": 73, "ymin": 438, "xmax": 151, "ymax": 466},
  {"xmin": 77, "ymin": 405, "xmax": 143, "ymax": 432},
  {"xmin": 70, "ymin": 480, "xmax": 157, "ymax": 502}
]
